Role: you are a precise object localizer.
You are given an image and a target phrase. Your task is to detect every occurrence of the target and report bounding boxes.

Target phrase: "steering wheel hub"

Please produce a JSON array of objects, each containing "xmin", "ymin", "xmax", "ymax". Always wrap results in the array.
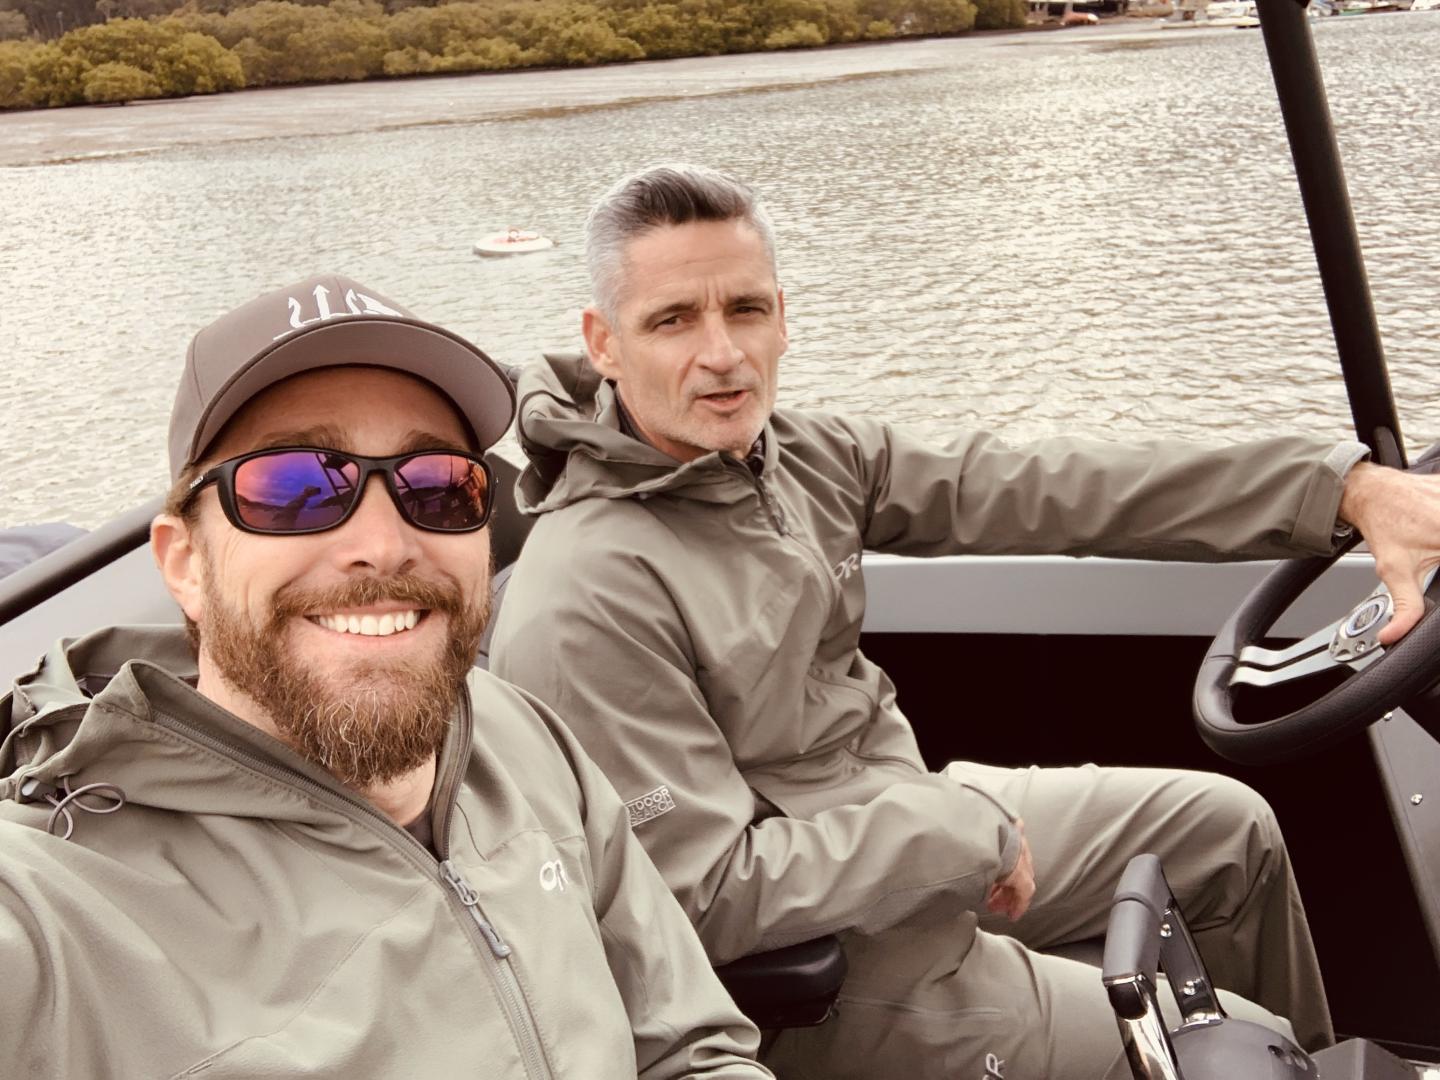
[{"xmin": 1331, "ymin": 593, "xmax": 1392, "ymax": 663}]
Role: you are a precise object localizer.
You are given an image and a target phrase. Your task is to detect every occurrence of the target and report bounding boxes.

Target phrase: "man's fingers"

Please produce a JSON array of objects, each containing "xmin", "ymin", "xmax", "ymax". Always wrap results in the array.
[{"xmin": 1380, "ymin": 574, "xmax": 1425, "ymax": 645}]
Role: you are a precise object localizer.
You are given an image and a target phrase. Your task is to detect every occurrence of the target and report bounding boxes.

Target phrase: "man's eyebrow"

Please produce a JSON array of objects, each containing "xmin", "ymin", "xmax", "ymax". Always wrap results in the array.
[
  {"xmin": 637, "ymin": 298, "xmax": 700, "ymax": 326},
  {"xmin": 398, "ymin": 430, "xmax": 472, "ymax": 454},
  {"xmin": 255, "ymin": 424, "xmax": 349, "ymax": 450},
  {"xmin": 729, "ymin": 292, "xmax": 774, "ymax": 310},
  {"xmin": 250, "ymin": 427, "xmax": 471, "ymax": 455}
]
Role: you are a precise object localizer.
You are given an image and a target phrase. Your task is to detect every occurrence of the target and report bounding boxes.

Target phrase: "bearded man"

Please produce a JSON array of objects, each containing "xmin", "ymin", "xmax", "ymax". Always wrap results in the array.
[
  {"xmin": 489, "ymin": 165, "xmax": 1440, "ymax": 1078},
  {"xmin": 0, "ymin": 274, "xmax": 773, "ymax": 1080}
]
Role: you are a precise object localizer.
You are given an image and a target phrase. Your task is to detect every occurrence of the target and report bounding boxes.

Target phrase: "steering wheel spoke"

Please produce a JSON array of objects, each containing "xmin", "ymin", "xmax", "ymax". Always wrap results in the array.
[
  {"xmin": 1230, "ymin": 647, "xmax": 1361, "ymax": 689},
  {"xmin": 1236, "ymin": 623, "xmax": 1341, "ymax": 671}
]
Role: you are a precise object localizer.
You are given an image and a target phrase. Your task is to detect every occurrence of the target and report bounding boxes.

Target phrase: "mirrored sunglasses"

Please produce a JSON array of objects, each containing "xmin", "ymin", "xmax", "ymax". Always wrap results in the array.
[{"xmin": 184, "ymin": 446, "xmax": 494, "ymax": 535}]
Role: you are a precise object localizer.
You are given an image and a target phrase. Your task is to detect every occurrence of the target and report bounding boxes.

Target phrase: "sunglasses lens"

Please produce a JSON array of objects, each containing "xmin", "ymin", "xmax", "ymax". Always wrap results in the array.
[
  {"xmin": 232, "ymin": 450, "xmax": 360, "ymax": 532},
  {"xmin": 393, "ymin": 454, "xmax": 491, "ymax": 531}
]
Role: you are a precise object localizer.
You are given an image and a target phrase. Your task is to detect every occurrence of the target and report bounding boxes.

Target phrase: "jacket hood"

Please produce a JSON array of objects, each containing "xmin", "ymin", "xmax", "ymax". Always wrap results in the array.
[
  {"xmin": 0, "ymin": 625, "xmax": 453, "ymax": 831},
  {"xmin": 514, "ymin": 351, "xmax": 777, "ymax": 514}
]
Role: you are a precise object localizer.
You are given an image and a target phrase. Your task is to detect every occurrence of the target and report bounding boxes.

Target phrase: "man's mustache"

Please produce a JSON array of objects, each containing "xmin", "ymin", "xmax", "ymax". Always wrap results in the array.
[{"xmin": 273, "ymin": 574, "xmax": 464, "ymax": 619}]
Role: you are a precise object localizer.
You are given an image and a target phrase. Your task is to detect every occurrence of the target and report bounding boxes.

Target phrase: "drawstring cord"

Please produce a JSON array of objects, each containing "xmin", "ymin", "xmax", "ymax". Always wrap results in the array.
[{"xmin": 18, "ymin": 776, "xmax": 127, "ymax": 841}]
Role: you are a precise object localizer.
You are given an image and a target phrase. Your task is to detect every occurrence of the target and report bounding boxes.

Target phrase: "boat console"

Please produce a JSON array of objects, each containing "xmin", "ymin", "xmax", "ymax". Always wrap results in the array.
[{"xmin": 1103, "ymin": 854, "xmax": 1418, "ymax": 1079}]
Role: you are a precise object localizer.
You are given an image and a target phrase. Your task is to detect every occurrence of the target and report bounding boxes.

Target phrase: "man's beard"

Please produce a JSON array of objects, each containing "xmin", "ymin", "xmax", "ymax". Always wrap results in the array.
[{"xmin": 201, "ymin": 570, "xmax": 490, "ymax": 789}]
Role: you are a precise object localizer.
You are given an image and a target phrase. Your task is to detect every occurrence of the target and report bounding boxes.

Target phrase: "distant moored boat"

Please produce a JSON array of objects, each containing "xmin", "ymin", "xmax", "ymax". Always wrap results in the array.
[{"xmin": 474, "ymin": 227, "xmax": 556, "ymax": 256}]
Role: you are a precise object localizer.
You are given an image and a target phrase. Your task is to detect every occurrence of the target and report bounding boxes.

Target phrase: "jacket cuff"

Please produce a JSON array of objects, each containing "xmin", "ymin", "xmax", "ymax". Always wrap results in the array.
[
  {"xmin": 995, "ymin": 818, "xmax": 1022, "ymax": 879},
  {"xmin": 1292, "ymin": 441, "xmax": 1370, "ymax": 553},
  {"xmin": 950, "ymin": 780, "xmax": 1021, "ymax": 876}
]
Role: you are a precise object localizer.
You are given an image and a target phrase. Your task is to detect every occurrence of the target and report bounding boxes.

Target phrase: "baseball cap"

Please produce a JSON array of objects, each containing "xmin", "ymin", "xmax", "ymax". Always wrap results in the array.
[{"xmin": 168, "ymin": 273, "xmax": 516, "ymax": 478}]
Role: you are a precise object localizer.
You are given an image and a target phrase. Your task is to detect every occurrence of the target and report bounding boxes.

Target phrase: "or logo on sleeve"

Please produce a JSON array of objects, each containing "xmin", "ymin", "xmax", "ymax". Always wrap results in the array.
[
  {"xmin": 981, "ymin": 1053, "xmax": 1005, "ymax": 1079},
  {"xmin": 625, "ymin": 785, "xmax": 676, "ymax": 827},
  {"xmin": 832, "ymin": 552, "xmax": 861, "ymax": 582}
]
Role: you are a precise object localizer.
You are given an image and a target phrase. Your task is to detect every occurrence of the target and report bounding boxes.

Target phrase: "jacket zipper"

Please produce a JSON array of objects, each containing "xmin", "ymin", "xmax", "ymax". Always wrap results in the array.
[
  {"xmin": 441, "ymin": 860, "xmax": 554, "ymax": 1080},
  {"xmin": 730, "ymin": 459, "xmax": 788, "ymax": 536},
  {"xmin": 146, "ymin": 708, "xmax": 553, "ymax": 1080}
]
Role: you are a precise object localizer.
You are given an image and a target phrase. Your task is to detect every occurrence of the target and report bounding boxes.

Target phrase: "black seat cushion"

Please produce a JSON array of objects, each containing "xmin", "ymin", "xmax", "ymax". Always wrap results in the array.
[{"xmin": 714, "ymin": 935, "xmax": 848, "ymax": 1030}]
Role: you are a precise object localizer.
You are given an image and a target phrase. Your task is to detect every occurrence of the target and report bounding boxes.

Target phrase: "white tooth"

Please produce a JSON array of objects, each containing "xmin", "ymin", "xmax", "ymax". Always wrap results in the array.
[
  {"xmin": 405, "ymin": 610, "xmax": 418, "ymax": 629},
  {"xmin": 378, "ymin": 613, "xmax": 396, "ymax": 636},
  {"xmin": 347, "ymin": 615, "xmax": 361, "ymax": 634},
  {"xmin": 360, "ymin": 614, "xmax": 379, "ymax": 636}
]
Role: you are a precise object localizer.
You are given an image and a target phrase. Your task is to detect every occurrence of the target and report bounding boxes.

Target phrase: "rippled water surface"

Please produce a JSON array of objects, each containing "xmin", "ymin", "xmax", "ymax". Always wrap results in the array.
[{"xmin": 2, "ymin": 15, "xmax": 1438, "ymax": 529}]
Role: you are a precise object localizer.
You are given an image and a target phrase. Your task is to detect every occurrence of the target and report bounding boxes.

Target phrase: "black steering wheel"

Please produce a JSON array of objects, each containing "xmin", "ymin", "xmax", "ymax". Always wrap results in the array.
[{"xmin": 1194, "ymin": 452, "xmax": 1440, "ymax": 766}]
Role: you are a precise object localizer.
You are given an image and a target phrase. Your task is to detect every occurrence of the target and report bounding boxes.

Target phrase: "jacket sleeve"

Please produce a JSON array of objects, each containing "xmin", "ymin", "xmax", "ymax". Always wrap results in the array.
[
  {"xmin": 528, "ymin": 701, "xmax": 773, "ymax": 1080},
  {"xmin": 839, "ymin": 417, "xmax": 1369, "ymax": 560},
  {"xmin": 491, "ymin": 538, "xmax": 1020, "ymax": 965},
  {"xmin": 0, "ymin": 843, "xmax": 61, "ymax": 1080}
]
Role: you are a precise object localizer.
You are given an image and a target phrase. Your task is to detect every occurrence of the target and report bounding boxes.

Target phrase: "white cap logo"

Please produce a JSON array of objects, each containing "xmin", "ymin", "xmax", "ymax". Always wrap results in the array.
[{"xmin": 273, "ymin": 283, "xmax": 403, "ymax": 341}]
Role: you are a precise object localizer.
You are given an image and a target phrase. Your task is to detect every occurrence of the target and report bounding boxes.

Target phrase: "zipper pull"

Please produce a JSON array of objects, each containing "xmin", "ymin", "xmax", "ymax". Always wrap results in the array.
[
  {"xmin": 440, "ymin": 859, "xmax": 513, "ymax": 958},
  {"xmin": 756, "ymin": 478, "xmax": 788, "ymax": 535}
]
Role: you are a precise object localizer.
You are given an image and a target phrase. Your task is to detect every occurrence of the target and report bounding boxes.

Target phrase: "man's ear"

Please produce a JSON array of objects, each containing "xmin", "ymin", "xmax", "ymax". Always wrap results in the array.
[
  {"xmin": 582, "ymin": 306, "xmax": 622, "ymax": 381},
  {"xmin": 151, "ymin": 513, "xmax": 206, "ymax": 626}
]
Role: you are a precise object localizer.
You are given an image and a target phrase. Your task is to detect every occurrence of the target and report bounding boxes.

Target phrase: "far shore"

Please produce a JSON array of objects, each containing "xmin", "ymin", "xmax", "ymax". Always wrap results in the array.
[{"xmin": 0, "ymin": 18, "xmax": 1177, "ymax": 169}]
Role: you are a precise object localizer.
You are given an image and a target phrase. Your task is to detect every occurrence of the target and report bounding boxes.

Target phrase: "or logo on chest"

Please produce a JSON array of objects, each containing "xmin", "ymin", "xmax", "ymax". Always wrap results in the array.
[
  {"xmin": 981, "ymin": 1053, "xmax": 1005, "ymax": 1079},
  {"xmin": 832, "ymin": 552, "xmax": 861, "ymax": 582},
  {"xmin": 539, "ymin": 858, "xmax": 570, "ymax": 893}
]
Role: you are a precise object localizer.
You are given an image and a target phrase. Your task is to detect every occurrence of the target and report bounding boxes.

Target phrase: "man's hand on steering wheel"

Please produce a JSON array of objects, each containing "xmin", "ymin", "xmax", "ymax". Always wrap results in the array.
[
  {"xmin": 1195, "ymin": 449, "xmax": 1440, "ymax": 765},
  {"xmin": 1338, "ymin": 462, "xmax": 1440, "ymax": 645}
]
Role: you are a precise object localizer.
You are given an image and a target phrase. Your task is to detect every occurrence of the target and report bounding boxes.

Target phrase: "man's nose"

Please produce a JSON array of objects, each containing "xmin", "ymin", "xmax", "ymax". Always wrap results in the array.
[
  {"xmin": 695, "ymin": 313, "xmax": 744, "ymax": 373},
  {"xmin": 329, "ymin": 473, "xmax": 420, "ymax": 574}
]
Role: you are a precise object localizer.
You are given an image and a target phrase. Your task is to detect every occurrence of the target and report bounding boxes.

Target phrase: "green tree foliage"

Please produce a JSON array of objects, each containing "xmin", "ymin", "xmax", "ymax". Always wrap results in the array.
[
  {"xmin": 764, "ymin": 20, "xmax": 826, "ymax": 49},
  {"xmin": 201, "ymin": 0, "xmax": 389, "ymax": 84},
  {"xmin": 0, "ymin": 16, "xmax": 242, "ymax": 106},
  {"xmin": 528, "ymin": 4, "xmax": 642, "ymax": 65},
  {"xmin": 20, "ymin": 41, "xmax": 90, "ymax": 105},
  {"xmin": 82, "ymin": 58, "xmax": 160, "ymax": 100},
  {"xmin": 153, "ymin": 30, "xmax": 245, "ymax": 93},
  {"xmin": 5, "ymin": 0, "xmax": 1018, "ymax": 111},
  {"xmin": 0, "ymin": 40, "xmax": 32, "ymax": 105}
]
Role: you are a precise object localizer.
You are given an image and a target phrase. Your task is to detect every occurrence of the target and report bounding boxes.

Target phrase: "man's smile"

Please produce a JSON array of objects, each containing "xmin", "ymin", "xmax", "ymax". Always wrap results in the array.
[{"xmin": 307, "ymin": 608, "xmax": 426, "ymax": 637}]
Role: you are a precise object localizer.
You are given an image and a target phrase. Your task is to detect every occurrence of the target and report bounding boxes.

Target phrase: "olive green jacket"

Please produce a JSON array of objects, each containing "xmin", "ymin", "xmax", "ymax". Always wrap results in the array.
[
  {"xmin": 0, "ymin": 625, "xmax": 769, "ymax": 1080},
  {"xmin": 490, "ymin": 352, "xmax": 1365, "ymax": 964}
]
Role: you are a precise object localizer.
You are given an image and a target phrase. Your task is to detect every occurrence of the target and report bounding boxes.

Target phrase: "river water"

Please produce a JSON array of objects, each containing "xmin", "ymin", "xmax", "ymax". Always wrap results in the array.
[{"xmin": 2, "ymin": 15, "xmax": 1438, "ymax": 530}]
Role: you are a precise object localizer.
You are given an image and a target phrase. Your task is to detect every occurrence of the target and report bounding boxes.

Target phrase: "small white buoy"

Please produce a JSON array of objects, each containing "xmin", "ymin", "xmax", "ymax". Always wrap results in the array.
[{"xmin": 474, "ymin": 227, "xmax": 556, "ymax": 257}]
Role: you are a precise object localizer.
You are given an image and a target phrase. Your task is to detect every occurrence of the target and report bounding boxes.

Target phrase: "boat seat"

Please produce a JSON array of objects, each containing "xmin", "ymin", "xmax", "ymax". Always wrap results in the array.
[{"xmin": 714, "ymin": 935, "xmax": 848, "ymax": 1030}]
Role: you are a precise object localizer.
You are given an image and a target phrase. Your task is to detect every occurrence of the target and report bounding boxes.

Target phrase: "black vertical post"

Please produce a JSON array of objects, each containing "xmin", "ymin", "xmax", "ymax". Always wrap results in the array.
[{"xmin": 1255, "ymin": 0, "xmax": 1406, "ymax": 466}]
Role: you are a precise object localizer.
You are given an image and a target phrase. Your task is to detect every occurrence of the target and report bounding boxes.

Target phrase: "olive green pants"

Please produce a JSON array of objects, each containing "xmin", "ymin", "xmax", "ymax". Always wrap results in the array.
[{"xmin": 763, "ymin": 764, "xmax": 1332, "ymax": 1079}]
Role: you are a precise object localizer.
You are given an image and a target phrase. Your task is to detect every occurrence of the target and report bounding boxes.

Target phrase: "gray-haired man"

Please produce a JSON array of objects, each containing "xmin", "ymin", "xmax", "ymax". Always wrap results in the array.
[{"xmin": 491, "ymin": 165, "xmax": 1440, "ymax": 1077}]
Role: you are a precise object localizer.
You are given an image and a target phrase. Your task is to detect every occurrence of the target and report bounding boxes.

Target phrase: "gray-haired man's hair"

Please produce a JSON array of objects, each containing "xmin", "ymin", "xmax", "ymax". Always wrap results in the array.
[{"xmin": 585, "ymin": 164, "xmax": 778, "ymax": 320}]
